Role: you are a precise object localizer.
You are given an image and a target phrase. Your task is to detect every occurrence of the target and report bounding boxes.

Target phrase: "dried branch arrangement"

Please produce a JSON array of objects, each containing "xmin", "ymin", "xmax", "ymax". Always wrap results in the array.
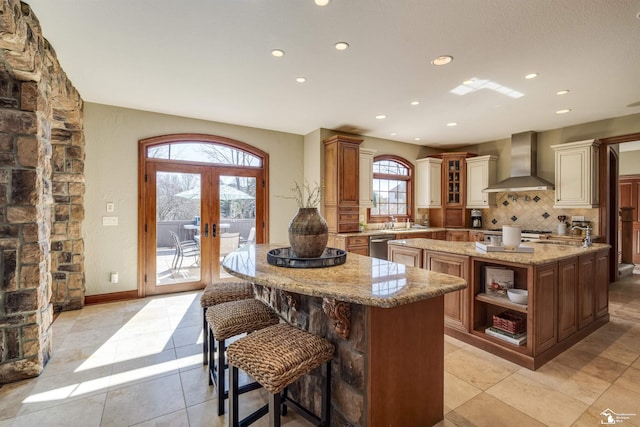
[{"xmin": 278, "ymin": 180, "xmax": 324, "ymax": 208}]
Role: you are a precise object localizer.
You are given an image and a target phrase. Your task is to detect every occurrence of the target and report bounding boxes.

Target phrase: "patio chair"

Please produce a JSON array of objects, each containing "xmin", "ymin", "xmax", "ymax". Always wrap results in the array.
[
  {"xmin": 170, "ymin": 231, "xmax": 200, "ymax": 270},
  {"xmin": 240, "ymin": 227, "xmax": 256, "ymax": 246},
  {"xmin": 220, "ymin": 232, "xmax": 240, "ymax": 260}
]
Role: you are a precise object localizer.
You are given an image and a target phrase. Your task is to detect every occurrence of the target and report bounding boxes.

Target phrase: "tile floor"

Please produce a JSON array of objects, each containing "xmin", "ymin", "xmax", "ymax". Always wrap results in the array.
[{"xmin": 1, "ymin": 276, "xmax": 639, "ymax": 427}]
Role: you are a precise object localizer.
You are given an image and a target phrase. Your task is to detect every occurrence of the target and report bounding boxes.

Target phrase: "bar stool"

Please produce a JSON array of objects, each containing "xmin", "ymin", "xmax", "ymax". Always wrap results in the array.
[
  {"xmin": 227, "ymin": 323, "xmax": 335, "ymax": 427},
  {"xmin": 200, "ymin": 281, "xmax": 254, "ymax": 365},
  {"xmin": 206, "ymin": 298, "xmax": 280, "ymax": 416}
]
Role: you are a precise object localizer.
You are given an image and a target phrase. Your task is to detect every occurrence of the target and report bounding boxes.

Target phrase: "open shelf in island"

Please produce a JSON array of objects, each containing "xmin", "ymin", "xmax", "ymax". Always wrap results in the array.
[{"xmin": 476, "ymin": 293, "xmax": 527, "ymax": 313}]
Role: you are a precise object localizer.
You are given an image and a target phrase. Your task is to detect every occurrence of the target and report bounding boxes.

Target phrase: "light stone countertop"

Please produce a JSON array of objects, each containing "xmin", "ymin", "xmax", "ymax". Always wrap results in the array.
[
  {"xmin": 389, "ymin": 238, "xmax": 610, "ymax": 265},
  {"xmin": 221, "ymin": 243, "xmax": 467, "ymax": 308}
]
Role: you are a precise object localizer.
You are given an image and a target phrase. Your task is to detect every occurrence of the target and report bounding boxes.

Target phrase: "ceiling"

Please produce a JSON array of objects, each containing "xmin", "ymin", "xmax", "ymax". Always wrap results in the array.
[{"xmin": 24, "ymin": 0, "xmax": 640, "ymax": 148}]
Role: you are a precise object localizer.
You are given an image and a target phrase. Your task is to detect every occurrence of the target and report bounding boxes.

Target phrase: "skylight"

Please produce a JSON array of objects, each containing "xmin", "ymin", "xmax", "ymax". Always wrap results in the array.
[{"xmin": 450, "ymin": 77, "xmax": 524, "ymax": 99}]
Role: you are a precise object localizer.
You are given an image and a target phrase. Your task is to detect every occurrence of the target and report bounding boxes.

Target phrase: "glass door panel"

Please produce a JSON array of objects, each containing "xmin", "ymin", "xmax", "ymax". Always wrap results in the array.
[
  {"xmin": 156, "ymin": 171, "xmax": 202, "ymax": 286},
  {"xmin": 216, "ymin": 175, "xmax": 256, "ymax": 280}
]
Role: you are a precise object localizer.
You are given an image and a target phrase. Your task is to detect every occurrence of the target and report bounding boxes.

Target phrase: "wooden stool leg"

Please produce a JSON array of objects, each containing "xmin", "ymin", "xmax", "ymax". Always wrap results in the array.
[
  {"xmin": 217, "ymin": 338, "xmax": 226, "ymax": 416},
  {"xmin": 202, "ymin": 308, "xmax": 208, "ymax": 365},
  {"xmin": 268, "ymin": 391, "xmax": 282, "ymax": 427},
  {"xmin": 230, "ymin": 366, "xmax": 240, "ymax": 427}
]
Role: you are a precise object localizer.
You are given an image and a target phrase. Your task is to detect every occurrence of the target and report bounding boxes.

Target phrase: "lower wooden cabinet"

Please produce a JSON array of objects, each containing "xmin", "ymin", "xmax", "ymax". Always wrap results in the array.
[
  {"xmin": 557, "ymin": 258, "xmax": 578, "ymax": 341},
  {"xmin": 533, "ymin": 263, "xmax": 558, "ymax": 354},
  {"xmin": 577, "ymin": 253, "xmax": 595, "ymax": 329},
  {"xmin": 388, "ymin": 245, "xmax": 422, "ymax": 267},
  {"xmin": 424, "ymin": 251, "xmax": 469, "ymax": 332},
  {"xmin": 468, "ymin": 231, "xmax": 484, "ymax": 242},
  {"xmin": 446, "ymin": 230, "xmax": 468, "ymax": 241},
  {"xmin": 595, "ymin": 250, "xmax": 609, "ymax": 319},
  {"xmin": 331, "ymin": 234, "xmax": 369, "ymax": 256}
]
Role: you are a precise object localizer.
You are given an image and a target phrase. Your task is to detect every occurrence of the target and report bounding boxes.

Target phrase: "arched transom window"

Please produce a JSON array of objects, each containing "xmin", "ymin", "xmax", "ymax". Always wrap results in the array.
[{"xmin": 369, "ymin": 155, "xmax": 414, "ymax": 222}]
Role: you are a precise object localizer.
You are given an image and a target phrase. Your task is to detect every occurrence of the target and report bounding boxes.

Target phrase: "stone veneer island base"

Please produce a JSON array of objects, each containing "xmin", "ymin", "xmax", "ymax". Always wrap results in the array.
[{"xmin": 222, "ymin": 244, "xmax": 466, "ymax": 427}]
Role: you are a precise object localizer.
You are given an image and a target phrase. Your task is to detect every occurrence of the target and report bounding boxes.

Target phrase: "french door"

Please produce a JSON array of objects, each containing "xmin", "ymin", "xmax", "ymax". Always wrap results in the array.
[{"xmin": 139, "ymin": 134, "xmax": 267, "ymax": 297}]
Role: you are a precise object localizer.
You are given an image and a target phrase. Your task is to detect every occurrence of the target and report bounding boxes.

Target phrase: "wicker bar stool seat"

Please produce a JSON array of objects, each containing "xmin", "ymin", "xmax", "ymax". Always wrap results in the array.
[
  {"xmin": 206, "ymin": 298, "xmax": 280, "ymax": 416},
  {"xmin": 200, "ymin": 281, "xmax": 254, "ymax": 365},
  {"xmin": 227, "ymin": 323, "xmax": 335, "ymax": 427}
]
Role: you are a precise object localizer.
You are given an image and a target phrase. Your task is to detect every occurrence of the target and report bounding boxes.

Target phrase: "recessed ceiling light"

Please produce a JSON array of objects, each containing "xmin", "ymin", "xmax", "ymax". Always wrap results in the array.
[
  {"xmin": 446, "ymin": 122, "xmax": 458, "ymax": 127},
  {"xmin": 431, "ymin": 55, "xmax": 453, "ymax": 66},
  {"xmin": 463, "ymin": 79, "xmax": 474, "ymax": 85},
  {"xmin": 410, "ymin": 101, "xmax": 420, "ymax": 106},
  {"xmin": 390, "ymin": 133, "xmax": 397, "ymax": 136},
  {"xmin": 525, "ymin": 73, "xmax": 539, "ymax": 79},
  {"xmin": 414, "ymin": 137, "xmax": 422, "ymax": 141},
  {"xmin": 271, "ymin": 49, "xmax": 285, "ymax": 57},
  {"xmin": 295, "ymin": 77, "xmax": 307, "ymax": 83},
  {"xmin": 556, "ymin": 109, "xmax": 571, "ymax": 114},
  {"xmin": 375, "ymin": 114, "xmax": 386, "ymax": 120},
  {"xmin": 556, "ymin": 90, "xmax": 570, "ymax": 95},
  {"xmin": 314, "ymin": 0, "xmax": 330, "ymax": 5},
  {"xmin": 334, "ymin": 42, "xmax": 349, "ymax": 51}
]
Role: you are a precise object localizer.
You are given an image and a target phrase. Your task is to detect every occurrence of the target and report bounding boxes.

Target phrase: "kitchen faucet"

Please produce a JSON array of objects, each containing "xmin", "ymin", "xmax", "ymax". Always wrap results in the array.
[
  {"xmin": 390, "ymin": 215, "xmax": 396, "ymax": 228},
  {"xmin": 571, "ymin": 225, "xmax": 592, "ymax": 247}
]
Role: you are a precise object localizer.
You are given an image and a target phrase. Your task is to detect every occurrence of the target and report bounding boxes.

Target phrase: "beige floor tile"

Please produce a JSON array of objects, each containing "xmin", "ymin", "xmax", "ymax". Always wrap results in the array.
[
  {"xmin": 57, "ymin": 324, "xmax": 123, "ymax": 352},
  {"xmin": 0, "ymin": 418, "xmax": 14, "ymax": 427},
  {"xmin": 553, "ymin": 347, "xmax": 628, "ymax": 383},
  {"xmin": 613, "ymin": 366, "xmax": 640, "ymax": 395},
  {"xmin": 0, "ymin": 379, "xmax": 36, "ymax": 420},
  {"xmin": 172, "ymin": 324, "xmax": 202, "ymax": 348},
  {"xmin": 516, "ymin": 360, "xmax": 610, "ymax": 405},
  {"xmin": 17, "ymin": 365, "xmax": 113, "ymax": 416},
  {"xmin": 40, "ymin": 341, "xmax": 117, "ymax": 378},
  {"xmin": 101, "ymin": 374, "xmax": 185, "ymax": 427},
  {"xmin": 130, "ymin": 408, "xmax": 190, "ymax": 427},
  {"xmin": 175, "ymin": 342, "xmax": 203, "ymax": 371},
  {"xmin": 109, "ymin": 348, "xmax": 180, "ymax": 390},
  {"xmin": 180, "ymin": 365, "xmax": 215, "ymax": 407},
  {"xmin": 12, "ymin": 393, "xmax": 106, "ymax": 427},
  {"xmin": 445, "ymin": 347, "xmax": 520, "ymax": 390},
  {"xmin": 446, "ymin": 392, "xmax": 545, "ymax": 427},
  {"xmin": 579, "ymin": 383, "xmax": 640, "ymax": 427},
  {"xmin": 486, "ymin": 372, "xmax": 589, "ymax": 427},
  {"xmin": 444, "ymin": 371, "xmax": 482, "ymax": 413}
]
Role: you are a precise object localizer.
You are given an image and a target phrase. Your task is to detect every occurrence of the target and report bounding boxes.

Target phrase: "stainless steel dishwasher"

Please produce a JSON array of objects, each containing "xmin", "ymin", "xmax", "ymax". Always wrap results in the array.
[{"xmin": 369, "ymin": 234, "xmax": 396, "ymax": 260}]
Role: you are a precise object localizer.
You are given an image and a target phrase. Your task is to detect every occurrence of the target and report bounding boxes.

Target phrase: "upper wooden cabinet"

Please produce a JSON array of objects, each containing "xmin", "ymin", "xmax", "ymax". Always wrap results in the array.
[
  {"xmin": 415, "ymin": 158, "xmax": 442, "ymax": 208},
  {"xmin": 359, "ymin": 148, "xmax": 376, "ymax": 208},
  {"xmin": 324, "ymin": 135, "xmax": 362, "ymax": 233},
  {"xmin": 429, "ymin": 152, "xmax": 475, "ymax": 228},
  {"xmin": 466, "ymin": 155, "xmax": 498, "ymax": 208},
  {"xmin": 551, "ymin": 140, "xmax": 599, "ymax": 208}
]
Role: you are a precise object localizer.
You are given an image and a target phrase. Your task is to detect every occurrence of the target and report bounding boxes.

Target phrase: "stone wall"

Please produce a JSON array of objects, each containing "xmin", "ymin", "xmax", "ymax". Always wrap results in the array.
[
  {"xmin": 0, "ymin": 1, "xmax": 84, "ymax": 383},
  {"xmin": 254, "ymin": 285, "xmax": 367, "ymax": 426}
]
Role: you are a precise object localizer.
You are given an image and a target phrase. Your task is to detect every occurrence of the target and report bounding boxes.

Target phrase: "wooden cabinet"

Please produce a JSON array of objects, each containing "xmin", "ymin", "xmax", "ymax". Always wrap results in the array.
[
  {"xmin": 333, "ymin": 234, "xmax": 369, "ymax": 256},
  {"xmin": 359, "ymin": 148, "xmax": 376, "ymax": 208},
  {"xmin": 594, "ymin": 249, "xmax": 609, "ymax": 319},
  {"xmin": 324, "ymin": 135, "xmax": 362, "ymax": 233},
  {"xmin": 552, "ymin": 139, "xmax": 600, "ymax": 208},
  {"xmin": 577, "ymin": 253, "xmax": 595, "ymax": 329},
  {"xmin": 429, "ymin": 152, "xmax": 475, "ymax": 228},
  {"xmin": 468, "ymin": 231, "xmax": 484, "ymax": 242},
  {"xmin": 532, "ymin": 263, "xmax": 558, "ymax": 354},
  {"xmin": 394, "ymin": 231, "xmax": 432, "ymax": 240},
  {"xmin": 557, "ymin": 258, "xmax": 578, "ymax": 341},
  {"xmin": 619, "ymin": 175, "xmax": 640, "ymax": 263},
  {"xmin": 446, "ymin": 230, "xmax": 468, "ymax": 241},
  {"xmin": 415, "ymin": 158, "xmax": 442, "ymax": 208},
  {"xmin": 388, "ymin": 245, "xmax": 422, "ymax": 267},
  {"xmin": 424, "ymin": 251, "xmax": 469, "ymax": 332},
  {"xmin": 466, "ymin": 155, "xmax": 498, "ymax": 208},
  {"xmin": 433, "ymin": 230, "xmax": 447, "ymax": 240}
]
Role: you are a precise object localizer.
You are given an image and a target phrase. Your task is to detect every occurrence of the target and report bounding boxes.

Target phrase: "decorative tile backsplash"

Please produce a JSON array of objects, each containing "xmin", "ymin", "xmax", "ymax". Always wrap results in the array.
[{"xmin": 413, "ymin": 190, "xmax": 598, "ymax": 232}]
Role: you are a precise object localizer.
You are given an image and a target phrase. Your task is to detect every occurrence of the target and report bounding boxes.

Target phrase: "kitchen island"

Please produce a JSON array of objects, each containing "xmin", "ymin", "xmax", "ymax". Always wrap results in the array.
[
  {"xmin": 388, "ymin": 238, "xmax": 610, "ymax": 370},
  {"xmin": 222, "ymin": 243, "xmax": 466, "ymax": 427}
]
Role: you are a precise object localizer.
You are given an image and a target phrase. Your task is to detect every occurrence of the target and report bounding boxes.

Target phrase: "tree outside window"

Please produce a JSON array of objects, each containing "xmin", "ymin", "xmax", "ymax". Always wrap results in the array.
[{"xmin": 369, "ymin": 156, "xmax": 414, "ymax": 223}]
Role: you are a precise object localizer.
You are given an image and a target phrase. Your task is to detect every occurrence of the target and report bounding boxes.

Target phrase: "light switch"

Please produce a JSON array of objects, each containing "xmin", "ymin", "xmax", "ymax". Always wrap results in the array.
[
  {"xmin": 106, "ymin": 202, "xmax": 115, "ymax": 213},
  {"xmin": 102, "ymin": 216, "xmax": 118, "ymax": 226}
]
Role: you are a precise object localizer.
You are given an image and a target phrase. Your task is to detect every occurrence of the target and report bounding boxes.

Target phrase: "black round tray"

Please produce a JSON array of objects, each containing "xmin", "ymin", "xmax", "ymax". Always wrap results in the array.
[{"xmin": 267, "ymin": 247, "xmax": 346, "ymax": 268}]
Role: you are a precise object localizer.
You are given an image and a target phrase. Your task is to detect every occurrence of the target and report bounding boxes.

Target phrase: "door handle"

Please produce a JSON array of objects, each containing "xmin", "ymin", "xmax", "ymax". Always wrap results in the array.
[
  {"xmin": 212, "ymin": 223, "xmax": 217, "ymax": 238},
  {"xmin": 204, "ymin": 223, "xmax": 209, "ymax": 237}
]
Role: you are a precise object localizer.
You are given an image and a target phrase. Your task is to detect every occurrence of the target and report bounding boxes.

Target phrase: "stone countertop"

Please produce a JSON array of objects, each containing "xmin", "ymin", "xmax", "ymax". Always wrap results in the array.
[
  {"xmin": 388, "ymin": 238, "xmax": 610, "ymax": 265},
  {"xmin": 335, "ymin": 227, "xmax": 447, "ymax": 237},
  {"xmin": 221, "ymin": 243, "xmax": 467, "ymax": 308}
]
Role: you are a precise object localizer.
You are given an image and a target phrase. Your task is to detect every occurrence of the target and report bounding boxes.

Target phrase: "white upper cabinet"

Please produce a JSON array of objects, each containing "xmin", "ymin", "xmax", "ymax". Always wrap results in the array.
[
  {"xmin": 416, "ymin": 158, "xmax": 442, "ymax": 208},
  {"xmin": 551, "ymin": 139, "xmax": 600, "ymax": 208},
  {"xmin": 359, "ymin": 148, "xmax": 376, "ymax": 208},
  {"xmin": 466, "ymin": 155, "xmax": 498, "ymax": 208}
]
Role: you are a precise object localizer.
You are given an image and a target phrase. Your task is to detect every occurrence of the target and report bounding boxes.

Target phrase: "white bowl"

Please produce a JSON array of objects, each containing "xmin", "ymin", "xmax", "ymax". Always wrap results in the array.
[{"xmin": 507, "ymin": 289, "xmax": 528, "ymax": 305}]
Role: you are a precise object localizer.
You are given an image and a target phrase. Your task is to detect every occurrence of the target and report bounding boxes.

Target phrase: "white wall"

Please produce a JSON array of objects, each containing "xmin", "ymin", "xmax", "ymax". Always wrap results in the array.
[
  {"xmin": 620, "ymin": 150, "xmax": 640, "ymax": 175},
  {"xmin": 84, "ymin": 103, "xmax": 304, "ymax": 295}
]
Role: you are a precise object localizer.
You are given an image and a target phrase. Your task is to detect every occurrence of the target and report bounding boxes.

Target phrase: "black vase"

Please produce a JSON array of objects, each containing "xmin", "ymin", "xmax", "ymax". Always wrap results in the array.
[{"xmin": 288, "ymin": 207, "xmax": 328, "ymax": 258}]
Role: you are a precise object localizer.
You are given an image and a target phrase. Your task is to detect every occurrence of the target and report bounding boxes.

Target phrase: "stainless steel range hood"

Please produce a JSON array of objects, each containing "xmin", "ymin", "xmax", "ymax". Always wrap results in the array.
[{"xmin": 483, "ymin": 131, "xmax": 554, "ymax": 193}]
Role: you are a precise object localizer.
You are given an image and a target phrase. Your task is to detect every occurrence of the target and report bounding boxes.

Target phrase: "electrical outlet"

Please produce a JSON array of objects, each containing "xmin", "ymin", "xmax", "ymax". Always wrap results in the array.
[
  {"xmin": 109, "ymin": 272, "xmax": 119, "ymax": 283},
  {"xmin": 102, "ymin": 216, "xmax": 118, "ymax": 226},
  {"xmin": 571, "ymin": 215, "xmax": 585, "ymax": 222},
  {"xmin": 106, "ymin": 202, "xmax": 115, "ymax": 213}
]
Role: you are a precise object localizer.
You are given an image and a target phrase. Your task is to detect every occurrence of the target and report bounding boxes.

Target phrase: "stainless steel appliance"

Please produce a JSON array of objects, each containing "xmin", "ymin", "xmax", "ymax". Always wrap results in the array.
[
  {"xmin": 369, "ymin": 234, "xmax": 396, "ymax": 260},
  {"xmin": 470, "ymin": 209, "xmax": 482, "ymax": 228}
]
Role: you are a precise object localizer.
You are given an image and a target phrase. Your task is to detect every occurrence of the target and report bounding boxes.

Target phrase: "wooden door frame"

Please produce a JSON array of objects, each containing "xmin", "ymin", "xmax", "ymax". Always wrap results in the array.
[
  {"xmin": 138, "ymin": 133, "xmax": 269, "ymax": 297},
  {"xmin": 598, "ymin": 132, "xmax": 640, "ymax": 282}
]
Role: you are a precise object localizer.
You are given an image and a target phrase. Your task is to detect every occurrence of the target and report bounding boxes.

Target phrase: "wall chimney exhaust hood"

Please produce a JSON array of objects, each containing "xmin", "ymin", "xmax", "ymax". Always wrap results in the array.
[{"xmin": 483, "ymin": 131, "xmax": 554, "ymax": 193}]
